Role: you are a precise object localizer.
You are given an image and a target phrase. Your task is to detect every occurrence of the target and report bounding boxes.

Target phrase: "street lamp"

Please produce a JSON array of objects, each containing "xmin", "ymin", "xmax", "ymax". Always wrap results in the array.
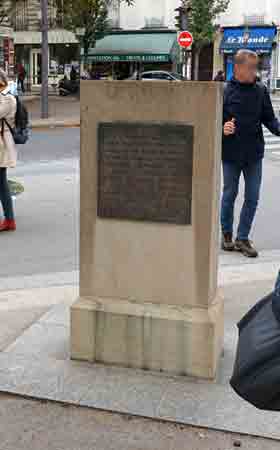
[{"xmin": 40, "ymin": 0, "xmax": 49, "ymax": 119}]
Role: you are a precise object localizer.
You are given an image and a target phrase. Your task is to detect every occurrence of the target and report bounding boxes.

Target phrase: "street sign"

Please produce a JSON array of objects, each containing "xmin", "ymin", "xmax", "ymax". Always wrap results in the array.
[{"xmin": 177, "ymin": 31, "xmax": 193, "ymax": 49}]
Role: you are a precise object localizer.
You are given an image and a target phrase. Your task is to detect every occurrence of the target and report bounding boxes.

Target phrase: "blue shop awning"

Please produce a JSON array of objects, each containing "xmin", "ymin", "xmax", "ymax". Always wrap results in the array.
[{"xmin": 220, "ymin": 27, "xmax": 277, "ymax": 54}]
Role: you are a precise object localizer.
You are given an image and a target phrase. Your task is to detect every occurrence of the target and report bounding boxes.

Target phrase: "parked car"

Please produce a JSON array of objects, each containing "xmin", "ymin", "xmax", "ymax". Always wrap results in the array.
[{"xmin": 128, "ymin": 71, "xmax": 186, "ymax": 81}]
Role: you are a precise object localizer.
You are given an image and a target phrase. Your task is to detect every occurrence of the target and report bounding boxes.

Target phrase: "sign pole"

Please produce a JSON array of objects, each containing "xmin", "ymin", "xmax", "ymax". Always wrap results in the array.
[
  {"xmin": 182, "ymin": 5, "xmax": 189, "ymax": 81},
  {"xmin": 177, "ymin": 31, "xmax": 193, "ymax": 80},
  {"xmin": 40, "ymin": 0, "xmax": 48, "ymax": 119},
  {"xmin": 182, "ymin": 49, "xmax": 187, "ymax": 78}
]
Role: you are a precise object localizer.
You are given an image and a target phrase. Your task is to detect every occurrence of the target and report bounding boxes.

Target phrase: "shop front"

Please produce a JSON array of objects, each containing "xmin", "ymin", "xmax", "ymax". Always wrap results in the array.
[
  {"xmin": 86, "ymin": 30, "xmax": 179, "ymax": 80},
  {"xmin": 220, "ymin": 26, "xmax": 277, "ymax": 85},
  {"xmin": 14, "ymin": 30, "xmax": 78, "ymax": 89}
]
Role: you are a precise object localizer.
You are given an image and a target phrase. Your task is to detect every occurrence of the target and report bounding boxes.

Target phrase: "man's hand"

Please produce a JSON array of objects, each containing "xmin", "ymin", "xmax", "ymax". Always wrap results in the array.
[{"xmin": 224, "ymin": 118, "xmax": 236, "ymax": 136}]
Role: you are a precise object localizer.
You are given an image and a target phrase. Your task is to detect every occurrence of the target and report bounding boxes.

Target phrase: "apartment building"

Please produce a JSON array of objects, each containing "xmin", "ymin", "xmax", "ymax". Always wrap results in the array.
[
  {"xmin": 4, "ymin": 0, "xmax": 181, "ymax": 85},
  {"xmin": 214, "ymin": 0, "xmax": 280, "ymax": 89},
  {"xmin": 87, "ymin": 0, "xmax": 180, "ymax": 79},
  {"xmin": 2, "ymin": 0, "xmax": 78, "ymax": 87}
]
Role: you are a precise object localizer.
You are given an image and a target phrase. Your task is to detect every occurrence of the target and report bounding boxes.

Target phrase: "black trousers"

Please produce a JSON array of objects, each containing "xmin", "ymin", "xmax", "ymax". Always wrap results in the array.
[{"xmin": 18, "ymin": 78, "xmax": 25, "ymax": 93}]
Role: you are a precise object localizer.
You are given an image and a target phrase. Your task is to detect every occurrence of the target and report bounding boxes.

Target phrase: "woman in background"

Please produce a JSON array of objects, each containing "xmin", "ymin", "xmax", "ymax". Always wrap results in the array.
[{"xmin": 0, "ymin": 69, "xmax": 17, "ymax": 232}]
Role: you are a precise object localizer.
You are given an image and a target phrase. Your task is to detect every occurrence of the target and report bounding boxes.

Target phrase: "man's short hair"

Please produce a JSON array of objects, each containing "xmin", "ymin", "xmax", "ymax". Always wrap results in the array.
[{"xmin": 234, "ymin": 50, "xmax": 258, "ymax": 65}]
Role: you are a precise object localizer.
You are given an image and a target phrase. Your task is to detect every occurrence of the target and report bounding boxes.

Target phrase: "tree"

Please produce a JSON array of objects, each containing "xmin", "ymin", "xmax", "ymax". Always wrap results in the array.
[
  {"xmin": 184, "ymin": 0, "xmax": 230, "ymax": 80},
  {"xmin": 61, "ymin": 0, "xmax": 134, "ymax": 66}
]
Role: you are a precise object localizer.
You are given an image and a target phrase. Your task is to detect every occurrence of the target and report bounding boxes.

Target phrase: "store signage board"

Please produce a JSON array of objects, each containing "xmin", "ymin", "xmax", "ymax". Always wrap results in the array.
[{"xmin": 88, "ymin": 54, "xmax": 170, "ymax": 63}]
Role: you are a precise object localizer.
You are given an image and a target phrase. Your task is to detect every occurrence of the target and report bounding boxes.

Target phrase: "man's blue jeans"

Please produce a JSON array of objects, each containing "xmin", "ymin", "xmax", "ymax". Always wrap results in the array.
[{"xmin": 221, "ymin": 160, "xmax": 263, "ymax": 241}]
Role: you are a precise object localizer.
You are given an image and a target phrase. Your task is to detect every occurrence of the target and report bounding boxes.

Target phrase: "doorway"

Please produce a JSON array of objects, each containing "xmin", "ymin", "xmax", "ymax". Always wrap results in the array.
[{"xmin": 31, "ymin": 49, "xmax": 42, "ymax": 85}]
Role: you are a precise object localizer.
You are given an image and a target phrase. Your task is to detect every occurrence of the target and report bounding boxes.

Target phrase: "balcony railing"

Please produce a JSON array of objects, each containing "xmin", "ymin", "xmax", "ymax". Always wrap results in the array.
[
  {"xmin": 13, "ymin": 16, "xmax": 29, "ymax": 31},
  {"xmin": 13, "ymin": 0, "xmax": 29, "ymax": 31}
]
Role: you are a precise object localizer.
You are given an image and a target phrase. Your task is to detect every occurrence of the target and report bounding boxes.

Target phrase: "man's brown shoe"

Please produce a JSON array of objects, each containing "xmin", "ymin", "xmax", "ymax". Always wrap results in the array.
[
  {"xmin": 235, "ymin": 239, "xmax": 258, "ymax": 258},
  {"xmin": 222, "ymin": 232, "xmax": 235, "ymax": 251}
]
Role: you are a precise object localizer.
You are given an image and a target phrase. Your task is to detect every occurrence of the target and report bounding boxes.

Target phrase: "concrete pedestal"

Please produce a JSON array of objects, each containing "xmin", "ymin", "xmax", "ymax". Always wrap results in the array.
[{"xmin": 71, "ymin": 81, "xmax": 224, "ymax": 379}]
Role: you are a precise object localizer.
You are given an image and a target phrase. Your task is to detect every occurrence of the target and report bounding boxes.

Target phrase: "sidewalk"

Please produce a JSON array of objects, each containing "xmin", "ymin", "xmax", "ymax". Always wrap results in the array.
[
  {"xmin": 22, "ymin": 95, "xmax": 80, "ymax": 128},
  {"xmin": 1, "ymin": 393, "xmax": 278, "ymax": 450},
  {"xmin": 0, "ymin": 252, "xmax": 280, "ymax": 444}
]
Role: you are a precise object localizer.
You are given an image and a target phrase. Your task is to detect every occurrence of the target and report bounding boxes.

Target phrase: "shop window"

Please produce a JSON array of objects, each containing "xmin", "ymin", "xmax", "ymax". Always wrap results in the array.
[{"xmin": 141, "ymin": 73, "xmax": 154, "ymax": 79}]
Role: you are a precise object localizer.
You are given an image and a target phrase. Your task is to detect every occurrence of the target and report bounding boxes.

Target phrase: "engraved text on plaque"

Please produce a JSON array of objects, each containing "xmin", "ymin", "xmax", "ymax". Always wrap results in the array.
[{"xmin": 98, "ymin": 122, "xmax": 193, "ymax": 225}]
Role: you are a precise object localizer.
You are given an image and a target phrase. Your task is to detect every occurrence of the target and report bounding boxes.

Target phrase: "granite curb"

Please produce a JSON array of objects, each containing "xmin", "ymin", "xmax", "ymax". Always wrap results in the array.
[{"xmin": 31, "ymin": 118, "xmax": 80, "ymax": 129}]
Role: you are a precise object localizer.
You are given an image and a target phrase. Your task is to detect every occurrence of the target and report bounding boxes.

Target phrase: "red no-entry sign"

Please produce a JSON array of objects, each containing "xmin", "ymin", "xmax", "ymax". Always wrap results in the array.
[{"xmin": 177, "ymin": 31, "xmax": 193, "ymax": 49}]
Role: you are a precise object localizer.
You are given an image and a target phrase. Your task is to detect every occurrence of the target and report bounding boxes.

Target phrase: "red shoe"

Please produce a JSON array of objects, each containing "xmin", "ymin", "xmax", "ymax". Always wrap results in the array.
[{"xmin": 0, "ymin": 219, "xmax": 16, "ymax": 232}]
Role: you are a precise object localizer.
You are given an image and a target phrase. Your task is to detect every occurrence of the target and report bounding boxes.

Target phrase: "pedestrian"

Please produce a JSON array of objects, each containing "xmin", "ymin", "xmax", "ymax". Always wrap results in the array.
[
  {"xmin": 221, "ymin": 49, "xmax": 280, "ymax": 257},
  {"xmin": 0, "ymin": 69, "xmax": 17, "ymax": 232},
  {"xmin": 17, "ymin": 63, "xmax": 26, "ymax": 93},
  {"xmin": 214, "ymin": 70, "xmax": 225, "ymax": 82},
  {"xmin": 70, "ymin": 65, "xmax": 77, "ymax": 82}
]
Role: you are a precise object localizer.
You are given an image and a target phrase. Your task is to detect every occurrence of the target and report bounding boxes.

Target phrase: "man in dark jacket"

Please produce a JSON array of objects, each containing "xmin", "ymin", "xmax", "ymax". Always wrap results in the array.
[{"xmin": 222, "ymin": 49, "xmax": 280, "ymax": 257}]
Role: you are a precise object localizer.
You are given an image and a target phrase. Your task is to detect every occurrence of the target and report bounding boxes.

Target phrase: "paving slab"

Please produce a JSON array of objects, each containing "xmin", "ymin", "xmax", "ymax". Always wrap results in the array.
[
  {"xmin": 0, "ymin": 286, "xmax": 77, "ymax": 353},
  {"xmin": 0, "ymin": 308, "xmax": 47, "ymax": 351},
  {"xmin": 6, "ymin": 322, "xmax": 70, "ymax": 360},
  {"xmin": 24, "ymin": 95, "xmax": 80, "ymax": 129},
  {"xmin": 39, "ymin": 302, "xmax": 71, "ymax": 327},
  {"xmin": 0, "ymin": 278, "xmax": 280, "ymax": 440}
]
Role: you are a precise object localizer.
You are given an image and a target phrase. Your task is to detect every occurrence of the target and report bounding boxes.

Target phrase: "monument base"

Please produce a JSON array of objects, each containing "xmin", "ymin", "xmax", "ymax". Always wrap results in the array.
[{"xmin": 71, "ymin": 293, "xmax": 224, "ymax": 380}]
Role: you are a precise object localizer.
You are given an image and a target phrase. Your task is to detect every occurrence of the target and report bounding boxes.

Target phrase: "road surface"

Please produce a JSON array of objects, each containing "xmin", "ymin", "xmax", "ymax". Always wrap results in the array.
[{"xmin": 1, "ymin": 127, "xmax": 280, "ymax": 280}]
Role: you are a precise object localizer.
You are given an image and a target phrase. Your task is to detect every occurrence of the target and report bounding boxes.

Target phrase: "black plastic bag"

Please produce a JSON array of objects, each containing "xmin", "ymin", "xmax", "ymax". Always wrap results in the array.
[{"xmin": 230, "ymin": 271, "xmax": 280, "ymax": 411}]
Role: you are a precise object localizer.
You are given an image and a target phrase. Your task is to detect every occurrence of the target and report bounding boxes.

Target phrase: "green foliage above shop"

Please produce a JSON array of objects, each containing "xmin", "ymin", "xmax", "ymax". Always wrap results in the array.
[
  {"xmin": 176, "ymin": 0, "xmax": 230, "ymax": 80},
  {"xmin": 191, "ymin": 0, "xmax": 230, "ymax": 79},
  {"xmin": 60, "ymin": 0, "xmax": 134, "ymax": 65}
]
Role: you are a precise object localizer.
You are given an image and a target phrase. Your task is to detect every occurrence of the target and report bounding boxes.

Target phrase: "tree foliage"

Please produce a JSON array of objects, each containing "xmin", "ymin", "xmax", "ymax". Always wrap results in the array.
[
  {"xmin": 61, "ymin": 0, "xmax": 134, "ymax": 64},
  {"xmin": 188, "ymin": 0, "xmax": 229, "ymax": 48},
  {"xmin": 181, "ymin": 0, "xmax": 230, "ymax": 79}
]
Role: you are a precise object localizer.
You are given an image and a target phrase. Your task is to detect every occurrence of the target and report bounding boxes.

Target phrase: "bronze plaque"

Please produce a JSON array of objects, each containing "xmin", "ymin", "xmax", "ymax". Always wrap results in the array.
[{"xmin": 98, "ymin": 122, "xmax": 193, "ymax": 225}]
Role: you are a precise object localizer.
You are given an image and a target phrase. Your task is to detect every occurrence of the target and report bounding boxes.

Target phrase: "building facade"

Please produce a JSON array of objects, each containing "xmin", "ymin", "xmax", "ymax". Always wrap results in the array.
[
  {"xmin": 214, "ymin": 0, "xmax": 280, "ymax": 89},
  {"xmin": 0, "ymin": 0, "xmax": 184, "ymax": 85},
  {"xmin": 119, "ymin": 0, "xmax": 178, "ymax": 30},
  {"xmin": 86, "ymin": 0, "xmax": 180, "ymax": 80},
  {"xmin": 8, "ymin": 0, "xmax": 181, "ymax": 85},
  {"xmin": 2, "ymin": 0, "xmax": 78, "ymax": 88}
]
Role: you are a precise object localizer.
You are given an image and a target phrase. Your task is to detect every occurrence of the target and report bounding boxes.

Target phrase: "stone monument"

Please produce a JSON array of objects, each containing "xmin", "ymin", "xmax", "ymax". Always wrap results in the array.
[{"xmin": 71, "ymin": 81, "xmax": 224, "ymax": 379}]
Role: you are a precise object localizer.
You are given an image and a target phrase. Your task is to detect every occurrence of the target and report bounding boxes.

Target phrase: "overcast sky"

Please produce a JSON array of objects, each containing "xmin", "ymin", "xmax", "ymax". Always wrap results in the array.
[{"xmin": 219, "ymin": 0, "xmax": 280, "ymax": 25}]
